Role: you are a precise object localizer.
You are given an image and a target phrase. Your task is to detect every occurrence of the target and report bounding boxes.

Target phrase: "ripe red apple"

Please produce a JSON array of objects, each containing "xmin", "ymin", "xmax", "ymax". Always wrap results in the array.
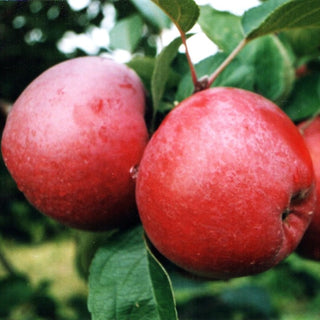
[
  {"xmin": 136, "ymin": 87, "xmax": 315, "ymax": 280},
  {"xmin": 296, "ymin": 117, "xmax": 320, "ymax": 260},
  {"xmin": 1, "ymin": 56, "xmax": 148, "ymax": 231}
]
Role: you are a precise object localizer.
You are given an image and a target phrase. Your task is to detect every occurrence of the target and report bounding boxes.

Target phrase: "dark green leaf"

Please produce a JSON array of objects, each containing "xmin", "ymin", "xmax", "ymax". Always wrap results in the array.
[
  {"xmin": 243, "ymin": 0, "xmax": 320, "ymax": 40},
  {"xmin": 198, "ymin": 5, "xmax": 243, "ymax": 53},
  {"xmin": 151, "ymin": 0, "xmax": 199, "ymax": 32},
  {"xmin": 175, "ymin": 53, "xmax": 254, "ymax": 102},
  {"xmin": 0, "ymin": 275, "xmax": 33, "ymax": 316},
  {"xmin": 109, "ymin": 14, "xmax": 144, "ymax": 52},
  {"xmin": 220, "ymin": 285, "xmax": 274, "ymax": 317},
  {"xmin": 283, "ymin": 73, "xmax": 320, "ymax": 121},
  {"xmin": 151, "ymin": 36, "xmax": 185, "ymax": 114},
  {"xmin": 240, "ymin": 35, "xmax": 295, "ymax": 104},
  {"xmin": 281, "ymin": 27, "xmax": 320, "ymax": 58},
  {"xmin": 130, "ymin": 0, "xmax": 171, "ymax": 29},
  {"xmin": 88, "ymin": 226, "xmax": 178, "ymax": 320}
]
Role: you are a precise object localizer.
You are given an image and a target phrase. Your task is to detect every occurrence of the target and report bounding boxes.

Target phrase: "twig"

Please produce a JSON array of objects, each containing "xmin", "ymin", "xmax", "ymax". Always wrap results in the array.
[{"xmin": 207, "ymin": 38, "xmax": 248, "ymax": 88}]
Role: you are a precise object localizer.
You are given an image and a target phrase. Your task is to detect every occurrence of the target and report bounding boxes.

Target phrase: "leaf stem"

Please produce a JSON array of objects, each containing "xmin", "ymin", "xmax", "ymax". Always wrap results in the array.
[
  {"xmin": 179, "ymin": 31, "xmax": 199, "ymax": 89},
  {"xmin": 207, "ymin": 38, "xmax": 248, "ymax": 88}
]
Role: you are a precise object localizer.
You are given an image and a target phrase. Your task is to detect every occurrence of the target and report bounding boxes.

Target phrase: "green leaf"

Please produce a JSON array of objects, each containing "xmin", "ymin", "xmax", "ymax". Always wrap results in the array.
[
  {"xmin": 240, "ymin": 35, "xmax": 295, "ymax": 104},
  {"xmin": 127, "ymin": 56, "xmax": 180, "ymax": 94},
  {"xmin": 243, "ymin": 0, "xmax": 320, "ymax": 40},
  {"xmin": 0, "ymin": 275, "xmax": 33, "ymax": 316},
  {"xmin": 109, "ymin": 14, "xmax": 144, "ymax": 52},
  {"xmin": 127, "ymin": 56, "xmax": 156, "ymax": 93},
  {"xmin": 198, "ymin": 5, "xmax": 243, "ymax": 53},
  {"xmin": 283, "ymin": 73, "xmax": 320, "ymax": 121},
  {"xmin": 151, "ymin": 36, "xmax": 185, "ymax": 114},
  {"xmin": 151, "ymin": 0, "xmax": 199, "ymax": 32},
  {"xmin": 130, "ymin": 0, "xmax": 171, "ymax": 29},
  {"xmin": 175, "ymin": 53, "xmax": 254, "ymax": 102},
  {"xmin": 281, "ymin": 27, "xmax": 320, "ymax": 58},
  {"xmin": 220, "ymin": 285, "xmax": 274, "ymax": 317},
  {"xmin": 88, "ymin": 226, "xmax": 178, "ymax": 320}
]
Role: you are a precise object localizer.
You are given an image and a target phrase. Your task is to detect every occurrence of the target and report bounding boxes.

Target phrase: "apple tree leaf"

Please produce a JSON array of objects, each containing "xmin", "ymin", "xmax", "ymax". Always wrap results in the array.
[
  {"xmin": 242, "ymin": 0, "xmax": 320, "ymax": 40},
  {"xmin": 151, "ymin": 36, "xmax": 185, "ymax": 116},
  {"xmin": 88, "ymin": 225, "xmax": 178, "ymax": 320},
  {"xmin": 283, "ymin": 73, "xmax": 320, "ymax": 122},
  {"xmin": 131, "ymin": 0, "xmax": 171, "ymax": 29},
  {"xmin": 280, "ymin": 27, "xmax": 320, "ymax": 58},
  {"xmin": 151, "ymin": 0, "xmax": 199, "ymax": 32},
  {"xmin": 240, "ymin": 35, "xmax": 295, "ymax": 105},
  {"xmin": 109, "ymin": 14, "xmax": 144, "ymax": 52},
  {"xmin": 198, "ymin": 5, "xmax": 243, "ymax": 53}
]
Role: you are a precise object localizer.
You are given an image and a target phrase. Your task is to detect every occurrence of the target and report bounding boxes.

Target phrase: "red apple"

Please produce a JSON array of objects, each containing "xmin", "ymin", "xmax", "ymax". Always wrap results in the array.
[
  {"xmin": 136, "ymin": 87, "xmax": 315, "ymax": 280},
  {"xmin": 1, "ymin": 56, "xmax": 148, "ymax": 231},
  {"xmin": 296, "ymin": 117, "xmax": 320, "ymax": 260}
]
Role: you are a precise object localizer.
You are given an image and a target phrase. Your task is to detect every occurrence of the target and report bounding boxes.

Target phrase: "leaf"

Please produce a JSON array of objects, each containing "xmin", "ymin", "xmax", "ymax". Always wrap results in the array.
[
  {"xmin": 175, "ymin": 53, "xmax": 254, "ymax": 102},
  {"xmin": 0, "ymin": 275, "xmax": 33, "ymax": 316},
  {"xmin": 151, "ymin": 36, "xmax": 185, "ymax": 114},
  {"xmin": 109, "ymin": 14, "xmax": 144, "ymax": 52},
  {"xmin": 240, "ymin": 35, "xmax": 295, "ymax": 104},
  {"xmin": 243, "ymin": 0, "xmax": 320, "ymax": 40},
  {"xmin": 130, "ymin": 0, "xmax": 171, "ymax": 29},
  {"xmin": 283, "ymin": 73, "xmax": 320, "ymax": 121},
  {"xmin": 88, "ymin": 226, "xmax": 178, "ymax": 320},
  {"xmin": 151, "ymin": 0, "xmax": 199, "ymax": 32},
  {"xmin": 220, "ymin": 285, "xmax": 274, "ymax": 317},
  {"xmin": 281, "ymin": 27, "xmax": 320, "ymax": 57},
  {"xmin": 127, "ymin": 56, "xmax": 156, "ymax": 93},
  {"xmin": 127, "ymin": 56, "xmax": 180, "ymax": 94},
  {"xmin": 198, "ymin": 5, "xmax": 243, "ymax": 53}
]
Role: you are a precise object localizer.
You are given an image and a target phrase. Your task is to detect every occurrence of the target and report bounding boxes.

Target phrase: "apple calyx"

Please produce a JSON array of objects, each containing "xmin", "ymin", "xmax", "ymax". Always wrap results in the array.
[{"xmin": 282, "ymin": 188, "xmax": 313, "ymax": 221}]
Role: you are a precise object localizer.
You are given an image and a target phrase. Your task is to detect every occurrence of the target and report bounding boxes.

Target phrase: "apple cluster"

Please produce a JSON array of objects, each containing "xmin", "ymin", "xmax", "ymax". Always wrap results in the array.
[{"xmin": 1, "ymin": 57, "xmax": 319, "ymax": 279}]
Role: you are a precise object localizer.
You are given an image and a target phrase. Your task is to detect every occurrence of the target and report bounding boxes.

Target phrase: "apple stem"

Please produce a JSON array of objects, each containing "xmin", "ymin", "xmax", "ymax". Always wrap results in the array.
[
  {"xmin": 179, "ymin": 30, "xmax": 199, "ymax": 90},
  {"xmin": 206, "ymin": 39, "xmax": 248, "ymax": 88}
]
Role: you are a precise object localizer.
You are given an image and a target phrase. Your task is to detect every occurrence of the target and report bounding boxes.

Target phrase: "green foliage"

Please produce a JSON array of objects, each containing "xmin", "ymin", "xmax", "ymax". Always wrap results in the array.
[
  {"xmin": 283, "ymin": 74, "xmax": 320, "ymax": 121},
  {"xmin": 88, "ymin": 226, "xmax": 177, "ymax": 320},
  {"xmin": 109, "ymin": 14, "xmax": 144, "ymax": 52},
  {"xmin": 0, "ymin": 274, "xmax": 60, "ymax": 320},
  {"xmin": 131, "ymin": 0, "xmax": 171, "ymax": 29},
  {"xmin": 151, "ymin": 0, "xmax": 199, "ymax": 32},
  {"xmin": 242, "ymin": 34, "xmax": 295, "ymax": 104},
  {"xmin": 198, "ymin": 5, "xmax": 243, "ymax": 53},
  {"xmin": 151, "ymin": 36, "xmax": 185, "ymax": 127},
  {"xmin": 242, "ymin": 0, "xmax": 320, "ymax": 39}
]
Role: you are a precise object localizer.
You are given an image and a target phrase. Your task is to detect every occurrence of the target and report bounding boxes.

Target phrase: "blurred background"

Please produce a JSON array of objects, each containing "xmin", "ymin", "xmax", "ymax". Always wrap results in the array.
[{"xmin": 0, "ymin": 1, "xmax": 320, "ymax": 319}]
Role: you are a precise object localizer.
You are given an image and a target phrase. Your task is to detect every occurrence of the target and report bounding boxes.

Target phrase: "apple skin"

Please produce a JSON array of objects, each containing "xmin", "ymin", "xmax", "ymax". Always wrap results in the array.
[
  {"xmin": 1, "ymin": 56, "xmax": 148, "ymax": 231},
  {"xmin": 136, "ymin": 87, "xmax": 315, "ymax": 280},
  {"xmin": 296, "ymin": 117, "xmax": 320, "ymax": 260}
]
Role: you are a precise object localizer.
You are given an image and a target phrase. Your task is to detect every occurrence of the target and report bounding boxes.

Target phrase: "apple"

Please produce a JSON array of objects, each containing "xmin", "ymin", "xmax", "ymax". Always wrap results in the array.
[
  {"xmin": 296, "ymin": 117, "xmax": 320, "ymax": 260},
  {"xmin": 136, "ymin": 87, "xmax": 315, "ymax": 280},
  {"xmin": 1, "ymin": 56, "xmax": 148, "ymax": 231}
]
